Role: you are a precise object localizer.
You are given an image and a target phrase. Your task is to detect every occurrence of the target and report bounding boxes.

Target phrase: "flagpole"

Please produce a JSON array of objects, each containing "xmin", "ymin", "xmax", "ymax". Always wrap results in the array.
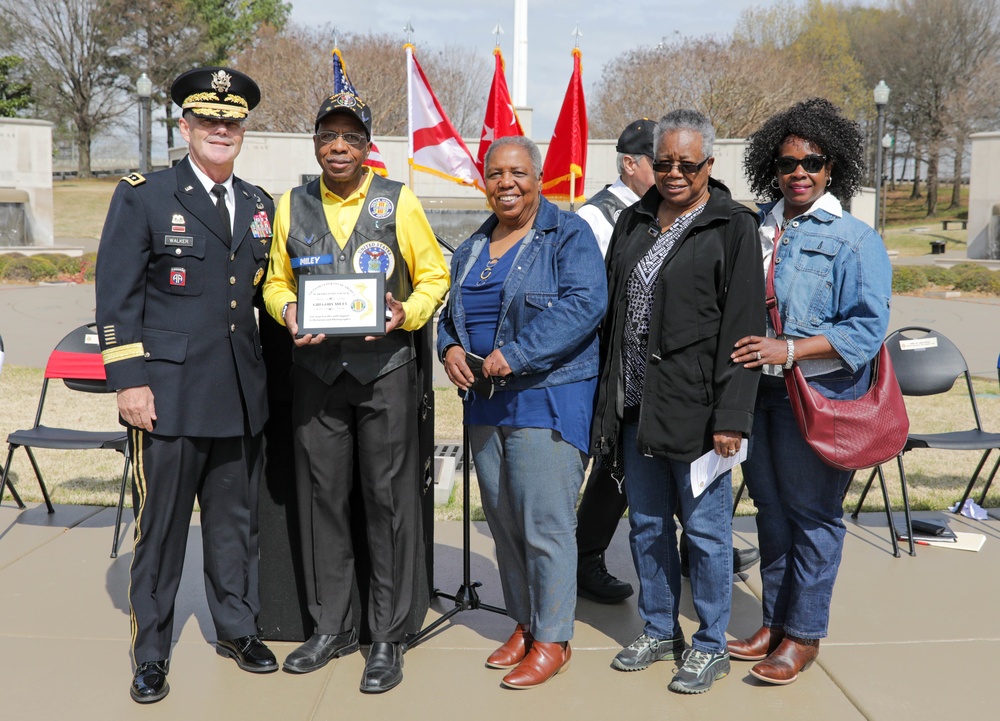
[{"xmin": 569, "ymin": 170, "xmax": 576, "ymax": 212}]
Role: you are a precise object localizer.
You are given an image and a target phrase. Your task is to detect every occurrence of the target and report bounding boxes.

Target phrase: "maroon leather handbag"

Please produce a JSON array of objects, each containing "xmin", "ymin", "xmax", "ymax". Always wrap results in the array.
[{"xmin": 765, "ymin": 246, "xmax": 908, "ymax": 472}]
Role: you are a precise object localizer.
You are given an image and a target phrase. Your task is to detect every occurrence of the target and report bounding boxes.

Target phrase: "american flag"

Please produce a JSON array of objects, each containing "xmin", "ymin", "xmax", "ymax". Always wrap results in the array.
[{"xmin": 331, "ymin": 48, "xmax": 388, "ymax": 176}]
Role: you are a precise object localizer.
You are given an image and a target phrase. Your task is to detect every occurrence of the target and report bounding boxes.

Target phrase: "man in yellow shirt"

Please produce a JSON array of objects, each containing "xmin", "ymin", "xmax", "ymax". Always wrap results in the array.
[{"xmin": 263, "ymin": 91, "xmax": 448, "ymax": 693}]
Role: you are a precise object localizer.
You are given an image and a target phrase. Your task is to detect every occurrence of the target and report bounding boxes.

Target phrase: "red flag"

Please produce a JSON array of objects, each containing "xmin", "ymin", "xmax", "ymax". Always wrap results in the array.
[
  {"xmin": 542, "ymin": 48, "xmax": 588, "ymax": 203},
  {"xmin": 406, "ymin": 44, "xmax": 483, "ymax": 189},
  {"xmin": 475, "ymin": 47, "xmax": 524, "ymax": 180}
]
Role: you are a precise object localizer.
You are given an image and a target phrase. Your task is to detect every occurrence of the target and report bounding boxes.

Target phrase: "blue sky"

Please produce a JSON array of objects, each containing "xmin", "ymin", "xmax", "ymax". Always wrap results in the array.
[{"xmin": 288, "ymin": 0, "xmax": 772, "ymax": 139}]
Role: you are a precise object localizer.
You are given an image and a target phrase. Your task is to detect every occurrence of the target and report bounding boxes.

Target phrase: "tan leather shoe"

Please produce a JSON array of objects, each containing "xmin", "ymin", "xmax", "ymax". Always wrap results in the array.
[
  {"xmin": 749, "ymin": 635, "xmax": 819, "ymax": 685},
  {"xmin": 500, "ymin": 642, "xmax": 571, "ymax": 689},
  {"xmin": 486, "ymin": 623, "xmax": 533, "ymax": 669},
  {"xmin": 727, "ymin": 626, "xmax": 785, "ymax": 661}
]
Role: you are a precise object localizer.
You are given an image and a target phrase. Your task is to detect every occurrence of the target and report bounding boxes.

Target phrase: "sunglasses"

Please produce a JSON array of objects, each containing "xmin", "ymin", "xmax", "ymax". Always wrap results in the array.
[
  {"xmin": 651, "ymin": 157, "xmax": 710, "ymax": 175},
  {"xmin": 775, "ymin": 154, "xmax": 828, "ymax": 174},
  {"xmin": 315, "ymin": 130, "xmax": 367, "ymax": 147}
]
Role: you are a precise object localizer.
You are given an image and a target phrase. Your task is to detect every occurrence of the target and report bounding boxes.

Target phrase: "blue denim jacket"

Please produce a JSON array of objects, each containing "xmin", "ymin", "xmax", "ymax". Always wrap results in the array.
[
  {"xmin": 763, "ymin": 200, "xmax": 892, "ymax": 372},
  {"xmin": 437, "ymin": 196, "xmax": 607, "ymax": 391}
]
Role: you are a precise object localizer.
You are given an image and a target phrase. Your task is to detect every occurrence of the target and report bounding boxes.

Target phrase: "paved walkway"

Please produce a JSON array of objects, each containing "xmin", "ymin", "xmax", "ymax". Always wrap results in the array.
[{"xmin": 1, "ymin": 502, "xmax": 998, "ymax": 721}]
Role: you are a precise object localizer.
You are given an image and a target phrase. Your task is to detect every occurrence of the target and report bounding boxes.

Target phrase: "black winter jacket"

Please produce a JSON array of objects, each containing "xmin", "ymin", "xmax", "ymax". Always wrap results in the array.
[{"xmin": 591, "ymin": 178, "xmax": 765, "ymax": 463}]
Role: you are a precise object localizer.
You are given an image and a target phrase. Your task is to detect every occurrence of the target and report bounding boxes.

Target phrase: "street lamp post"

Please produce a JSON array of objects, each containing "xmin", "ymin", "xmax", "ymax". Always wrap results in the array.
[
  {"xmin": 872, "ymin": 80, "xmax": 890, "ymax": 238},
  {"xmin": 136, "ymin": 72, "xmax": 152, "ymax": 174},
  {"xmin": 880, "ymin": 133, "xmax": 893, "ymax": 237}
]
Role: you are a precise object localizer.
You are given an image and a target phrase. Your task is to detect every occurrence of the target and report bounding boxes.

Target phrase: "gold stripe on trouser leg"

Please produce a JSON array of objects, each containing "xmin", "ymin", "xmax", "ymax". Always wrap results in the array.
[{"xmin": 127, "ymin": 428, "xmax": 147, "ymax": 665}]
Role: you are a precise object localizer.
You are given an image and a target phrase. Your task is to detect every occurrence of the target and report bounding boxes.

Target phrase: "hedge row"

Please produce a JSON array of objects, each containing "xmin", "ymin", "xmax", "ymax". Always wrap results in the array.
[
  {"xmin": 0, "ymin": 252, "xmax": 97, "ymax": 283},
  {"xmin": 892, "ymin": 263, "xmax": 1000, "ymax": 295}
]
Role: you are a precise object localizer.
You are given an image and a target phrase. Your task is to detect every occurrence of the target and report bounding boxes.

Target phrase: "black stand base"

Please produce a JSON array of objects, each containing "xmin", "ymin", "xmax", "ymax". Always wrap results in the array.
[{"xmin": 404, "ymin": 429, "xmax": 506, "ymax": 651}]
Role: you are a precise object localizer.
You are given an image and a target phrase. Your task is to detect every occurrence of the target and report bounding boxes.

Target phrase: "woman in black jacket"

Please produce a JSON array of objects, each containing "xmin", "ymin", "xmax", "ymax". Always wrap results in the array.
[{"xmin": 591, "ymin": 109, "xmax": 764, "ymax": 695}]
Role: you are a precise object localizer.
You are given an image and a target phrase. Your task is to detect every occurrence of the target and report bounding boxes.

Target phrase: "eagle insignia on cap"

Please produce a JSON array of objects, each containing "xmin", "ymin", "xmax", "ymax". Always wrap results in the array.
[{"xmin": 211, "ymin": 70, "xmax": 232, "ymax": 93}]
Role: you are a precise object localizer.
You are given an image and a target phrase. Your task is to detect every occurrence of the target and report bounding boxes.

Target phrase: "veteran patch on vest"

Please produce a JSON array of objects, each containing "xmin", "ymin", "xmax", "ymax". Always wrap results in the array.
[
  {"xmin": 353, "ymin": 241, "xmax": 395, "ymax": 276},
  {"xmin": 368, "ymin": 197, "xmax": 394, "ymax": 220}
]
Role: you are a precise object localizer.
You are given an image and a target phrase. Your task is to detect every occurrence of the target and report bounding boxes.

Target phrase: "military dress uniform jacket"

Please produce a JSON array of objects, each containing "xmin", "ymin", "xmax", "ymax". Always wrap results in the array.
[{"xmin": 95, "ymin": 156, "xmax": 274, "ymax": 438}]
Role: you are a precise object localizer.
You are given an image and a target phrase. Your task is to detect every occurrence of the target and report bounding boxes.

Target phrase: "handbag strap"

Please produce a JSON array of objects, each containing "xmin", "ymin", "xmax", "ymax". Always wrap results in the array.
[{"xmin": 765, "ymin": 221, "xmax": 785, "ymax": 337}]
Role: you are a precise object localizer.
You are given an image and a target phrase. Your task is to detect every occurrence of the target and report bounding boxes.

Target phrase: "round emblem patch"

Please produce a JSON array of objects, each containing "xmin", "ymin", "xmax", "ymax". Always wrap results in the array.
[
  {"xmin": 353, "ymin": 241, "xmax": 395, "ymax": 276},
  {"xmin": 351, "ymin": 297, "xmax": 368, "ymax": 313},
  {"xmin": 368, "ymin": 197, "xmax": 395, "ymax": 220}
]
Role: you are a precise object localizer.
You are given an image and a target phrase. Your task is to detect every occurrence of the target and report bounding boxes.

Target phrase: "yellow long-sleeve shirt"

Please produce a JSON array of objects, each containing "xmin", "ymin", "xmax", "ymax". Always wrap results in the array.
[{"xmin": 263, "ymin": 171, "xmax": 449, "ymax": 332}]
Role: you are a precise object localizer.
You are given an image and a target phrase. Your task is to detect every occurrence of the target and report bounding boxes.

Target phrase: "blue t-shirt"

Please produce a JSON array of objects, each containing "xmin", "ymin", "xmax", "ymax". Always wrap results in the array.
[{"xmin": 459, "ymin": 240, "xmax": 595, "ymax": 454}]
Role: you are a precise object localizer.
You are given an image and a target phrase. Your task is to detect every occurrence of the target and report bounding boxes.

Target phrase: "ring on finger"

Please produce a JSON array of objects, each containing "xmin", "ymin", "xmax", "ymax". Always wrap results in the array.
[{"xmin": 756, "ymin": 351, "xmax": 762, "ymax": 361}]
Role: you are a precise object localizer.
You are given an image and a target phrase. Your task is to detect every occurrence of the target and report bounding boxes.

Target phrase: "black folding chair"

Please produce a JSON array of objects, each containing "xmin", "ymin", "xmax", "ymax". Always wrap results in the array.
[
  {"xmin": 0, "ymin": 323, "xmax": 132, "ymax": 556},
  {"xmin": 851, "ymin": 327, "xmax": 1000, "ymax": 556}
]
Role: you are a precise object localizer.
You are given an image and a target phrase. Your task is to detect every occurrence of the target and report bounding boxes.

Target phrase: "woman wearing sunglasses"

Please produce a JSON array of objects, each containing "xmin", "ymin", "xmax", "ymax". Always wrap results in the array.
[
  {"xmin": 727, "ymin": 98, "xmax": 892, "ymax": 684},
  {"xmin": 591, "ymin": 109, "xmax": 764, "ymax": 694}
]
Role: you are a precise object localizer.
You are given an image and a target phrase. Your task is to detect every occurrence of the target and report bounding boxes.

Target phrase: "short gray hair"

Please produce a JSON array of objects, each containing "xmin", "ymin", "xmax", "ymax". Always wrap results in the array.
[
  {"xmin": 484, "ymin": 135, "xmax": 543, "ymax": 177},
  {"xmin": 653, "ymin": 109, "xmax": 715, "ymax": 160}
]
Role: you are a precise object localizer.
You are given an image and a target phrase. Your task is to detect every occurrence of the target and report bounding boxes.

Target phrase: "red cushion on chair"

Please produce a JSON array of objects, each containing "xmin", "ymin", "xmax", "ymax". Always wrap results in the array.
[{"xmin": 44, "ymin": 350, "xmax": 107, "ymax": 380}]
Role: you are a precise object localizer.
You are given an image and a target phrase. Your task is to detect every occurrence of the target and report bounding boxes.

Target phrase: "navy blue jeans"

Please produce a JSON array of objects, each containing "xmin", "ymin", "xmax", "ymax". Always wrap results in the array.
[
  {"xmin": 622, "ymin": 423, "xmax": 732, "ymax": 654},
  {"xmin": 744, "ymin": 367, "xmax": 869, "ymax": 639}
]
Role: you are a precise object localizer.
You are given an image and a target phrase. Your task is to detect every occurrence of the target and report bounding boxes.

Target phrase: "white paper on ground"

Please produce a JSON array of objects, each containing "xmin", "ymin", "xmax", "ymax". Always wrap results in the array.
[
  {"xmin": 920, "ymin": 532, "xmax": 986, "ymax": 552},
  {"xmin": 690, "ymin": 439, "xmax": 747, "ymax": 498}
]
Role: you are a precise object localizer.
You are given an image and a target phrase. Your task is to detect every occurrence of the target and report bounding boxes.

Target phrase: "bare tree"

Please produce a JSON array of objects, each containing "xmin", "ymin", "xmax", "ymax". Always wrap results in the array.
[
  {"xmin": 421, "ymin": 45, "xmax": 490, "ymax": 138},
  {"xmin": 590, "ymin": 37, "xmax": 825, "ymax": 140},
  {"xmin": 0, "ymin": 0, "xmax": 130, "ymax": 177},
  {"xmin": 886, "ymin": 0, "xmax": 1000, "ymax": 216},
  {"xmin": 117, "ymin": 0, "xmax": 210, "ymax": 148}
]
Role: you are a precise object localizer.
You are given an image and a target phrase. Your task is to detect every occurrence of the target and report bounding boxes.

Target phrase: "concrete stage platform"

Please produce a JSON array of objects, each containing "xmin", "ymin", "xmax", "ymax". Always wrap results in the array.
[{"xmin": 1, "ymin": 502, "xmax": 997, "ymax": 721}]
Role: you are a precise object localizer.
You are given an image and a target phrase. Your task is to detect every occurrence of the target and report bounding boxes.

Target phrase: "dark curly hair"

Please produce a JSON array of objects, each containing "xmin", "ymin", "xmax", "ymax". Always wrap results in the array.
[{"xmin": 743, "ymin": 97, "xmax": 866, "ymax": 205}]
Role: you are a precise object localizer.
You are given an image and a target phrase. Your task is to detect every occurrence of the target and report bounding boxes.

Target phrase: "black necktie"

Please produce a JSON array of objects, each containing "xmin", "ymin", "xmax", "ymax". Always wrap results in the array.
[{"xmin": 211, "ymin": 184, "xmax": 232, "ymax": 243}]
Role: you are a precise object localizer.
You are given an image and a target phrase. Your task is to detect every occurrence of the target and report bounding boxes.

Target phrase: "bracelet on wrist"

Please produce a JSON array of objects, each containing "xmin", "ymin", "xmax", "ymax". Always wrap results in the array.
[{"xmin": 783, "ymin": 339, "xmax": 796, "ymax": 369}]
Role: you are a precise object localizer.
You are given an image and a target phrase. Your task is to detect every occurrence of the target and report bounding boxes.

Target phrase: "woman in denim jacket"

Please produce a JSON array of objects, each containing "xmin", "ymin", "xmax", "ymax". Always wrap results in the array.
[
  {"xmin": 437, "ymin": 136, "xmax": 607, "ymax": 689},
  {"xmin": 728, "ymin": 98, "xmax": 892, "ymax": 684}
]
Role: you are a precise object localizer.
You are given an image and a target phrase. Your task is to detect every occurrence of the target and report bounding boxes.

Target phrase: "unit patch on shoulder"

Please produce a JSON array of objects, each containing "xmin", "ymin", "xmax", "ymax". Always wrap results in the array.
[
  {"xmin": 367, "ymin": 197, "xmax": 394, "ymax": 220},
  {"xmin": 122, "ymin": 173, "xmax": 146, "ymax": 187},
  {"xmin": 353, "ymin": 241, "xmax": 395, "ymax": 276}
]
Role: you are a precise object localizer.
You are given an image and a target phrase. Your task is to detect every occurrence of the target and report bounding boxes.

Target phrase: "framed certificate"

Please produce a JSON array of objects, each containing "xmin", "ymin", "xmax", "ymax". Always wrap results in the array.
[{"xmin": 296, "ymin": 273, "xmax": 386, "ymax": 337}]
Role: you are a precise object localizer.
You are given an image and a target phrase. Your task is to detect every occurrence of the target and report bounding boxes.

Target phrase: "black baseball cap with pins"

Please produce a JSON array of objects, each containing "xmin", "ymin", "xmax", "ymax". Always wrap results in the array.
[
  {"xmin": 616, "ymin": 118, "xmax": 655, "ymax": 157},
  {"xmin": 315, "ymin": 91, "xmax": 373, "ymax": 138}
]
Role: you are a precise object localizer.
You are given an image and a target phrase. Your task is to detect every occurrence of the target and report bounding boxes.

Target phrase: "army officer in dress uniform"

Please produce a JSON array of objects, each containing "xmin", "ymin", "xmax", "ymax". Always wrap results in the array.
[
  {"xmin": 263, "ymin": 90, "xmax": 449, "ymax": 693},
  {"xmin": 95, "ymin": 67, "xmax": 277, "ymax": 704}
]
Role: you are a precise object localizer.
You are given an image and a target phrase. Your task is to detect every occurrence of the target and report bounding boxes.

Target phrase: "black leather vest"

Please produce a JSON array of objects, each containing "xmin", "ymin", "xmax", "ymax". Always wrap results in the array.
[
  {"xmin": 287, "ymin": 175, "xmax": 414, "ymax": 385},
  {"xmin": 582, "ymin": 185, "xmax": 628, "ymax": 229}
]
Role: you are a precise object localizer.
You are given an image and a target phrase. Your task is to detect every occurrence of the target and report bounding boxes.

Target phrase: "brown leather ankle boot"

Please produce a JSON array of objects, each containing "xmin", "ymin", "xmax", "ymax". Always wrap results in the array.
[
  {"xmin": 749, "ymin": 635, "xmax": 819, "ymax": 685},
  {"xmin": 500, "ymin": 641, "xmax": 571, "ymax": 689},
  {"xmin": 486, "ymin": 623, "xmax": 533, "ymax": 669},
  {"xmin": 727, "ymin": 626, "xmax": 785, "ymax": 661}
]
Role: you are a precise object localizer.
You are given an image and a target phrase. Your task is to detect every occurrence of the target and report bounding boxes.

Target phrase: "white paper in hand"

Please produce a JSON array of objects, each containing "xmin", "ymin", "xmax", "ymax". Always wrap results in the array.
[{"xmin": 690, "ymin": 439, "xmax": 747, "ymax": 498}]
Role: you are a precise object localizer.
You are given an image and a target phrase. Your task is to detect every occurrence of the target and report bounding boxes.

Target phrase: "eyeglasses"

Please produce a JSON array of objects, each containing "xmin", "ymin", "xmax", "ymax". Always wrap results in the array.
[
  {"xmin": 315, "ymin": 130, "xmax": 367, "ymax": 147},
  {"xmin": 775, "ymin": 154, "xmax": 828, "ymax": 174},
  {"xmin": 651, "ymin": 157, "xmax": 710, "ymax": 175}
]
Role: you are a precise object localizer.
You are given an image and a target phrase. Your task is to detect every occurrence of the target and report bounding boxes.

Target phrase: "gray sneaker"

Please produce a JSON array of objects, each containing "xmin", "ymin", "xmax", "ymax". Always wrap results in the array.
[
  {"xmin": 612, "ymin": 633, "xmax": 686, "ymax": 671},
  {"xmin": 668, "ymin": 648, "xmax": 730, "ymax": 694}
]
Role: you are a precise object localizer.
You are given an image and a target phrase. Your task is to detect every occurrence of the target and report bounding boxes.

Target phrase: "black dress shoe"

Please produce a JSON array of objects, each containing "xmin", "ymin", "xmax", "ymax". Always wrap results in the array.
[
  {"xmin": 130, "ymin": 660, "xmax": 169, "ymax": 704},
  {"xmin": 577, "ymin": 552, "xmax": 634, "ymax": 604},
  {"xmin": 216, "ymin": 635, "xmax": 278, "ymax": 673},
  {"xmin": 283, "ymin": 630, "xmax": 360, "ymax": 674},
  {"xmin": 360, "ymin": 642, "xmax": 403, "ymax": 693},
  {"xmin": 733, "ymin": 546, "xmax": 761, "ymax": 573}
]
